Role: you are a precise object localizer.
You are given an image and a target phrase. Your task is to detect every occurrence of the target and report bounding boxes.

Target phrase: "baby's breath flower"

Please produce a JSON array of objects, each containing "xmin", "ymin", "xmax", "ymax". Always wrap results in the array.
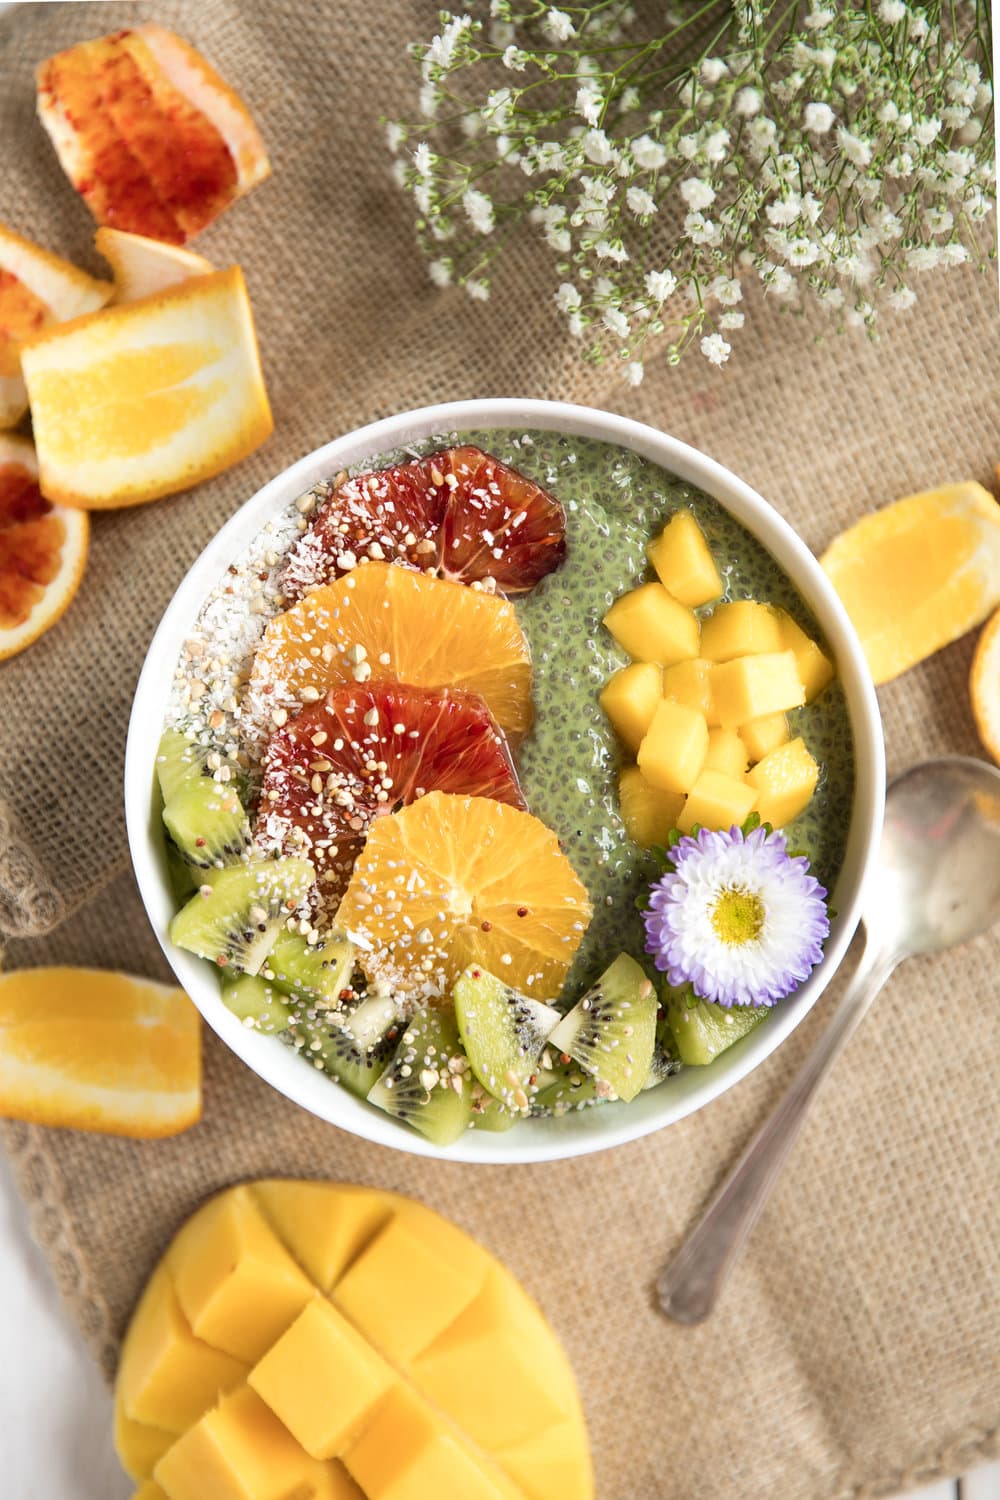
[
  {"xmin": 428, "ymin": 258, "xmax": 452, "ymax": 287},
  {"xmin": 626, "ymin": 186, "xmax": 656, "ymax": 218},
  {"xmin": 803, "ymin": 101, "xmax": 834, "ymax": 133},
  {"xmin": 631, "ymin": 134, "xmax": 668, "ymax": 171},
  {"xmin": 623, "ymin": 361, "xmax": 645, "ymax": 386},
  {"xmin": 463, "ymin": 187, "xmax": 495, "ymax": 234},
  {"xmin": 645, "ymin": 269, "xmax": 677, "ymax": 303},
  {"xmin": 680, "ymin": 178, "xmax": 715, "ymax": 211},
  {"xmin": 735, "ymin": 86, "xmax": 763, "ymax": 117},
  {"xmin": 700, "ymin": 332, "xmax": 732, "ymax": 365},
  {"xmin": 555, "ymin": 282, "xmax": 581, "ymax": 313},
  {"xmin": 502, "ymin": 44, "xmax": 527, "ymax": 71},
  {"xmin": 575, "ymin": 83, "xmax": 602, "ymax": 127},
  {"xmin": 543, "ymin": 8, "xmax": 575, "ymax": 43}
]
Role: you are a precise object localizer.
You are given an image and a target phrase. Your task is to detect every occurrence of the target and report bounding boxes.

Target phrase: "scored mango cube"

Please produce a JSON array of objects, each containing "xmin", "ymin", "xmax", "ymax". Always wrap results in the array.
[
  {"xmin": 774, "ymin": 609, "xmax": 834, "ymax": 701},
  {"xmin": 253, "ymin": 1180, "xmax": 392, "ymax": 1292},
  {"xmin": 661, "ymin": 657, "xmax": 718, "ymax": 724},
  {"xmin": 700, "ymin": 600, "xmax": 783, "ymax": 663},
  {"xmin": 602, "ymin": 582, "xmax": 700, "ymax": 665},
  {"xmin": 115, "ymin": 1399, "xmax": 176, "ymax": 1481},
  {"xmin": 711, "ymin": 651, "xmax": 805, "ymax": 729},
  {"xmin": 342, "ymin": 1383, "xmax": 514, "ymax": 1500},
  {"xmin": 169, "ymin": 1186, "xmax": 315, "ymax": 1364},
  {"xmin": 249, "ymin": 1298, "xmax": 396, "ymax": 1460},
  {"xmin": 618, "ymin": 766, "xmax": 684, "ymax": 849},
  {"xmin": 646, "ymin": 511, "xmax": 723, "ymax": 607},
  {"xmin": 599, "ymin": 661, "xmax": 662, "ymax": 753},
  {"xmin": 677, "ymin": 769, "xmax": 756, "ymax": 834},
  {"xmin": 703, "ymin": 728, "xmax": 749, "ymax": 780},
  {"xmin": 496, "ymin": 1419, "xmax": 593, "ymax": 1500},
  {"xmin": 154, "ymin": 1385, "xmax": 315, "ymax": 1500},
  {"xmin": 747, "ymin": 737, "xmax": 819, "ymax": 827},
  {"xmin": 739, "ymin": 711, "xmax": 789, "ymax": 763},
  {"xmin": 637, "ymin": 700, "xmax": 708, "ymax": 795}
]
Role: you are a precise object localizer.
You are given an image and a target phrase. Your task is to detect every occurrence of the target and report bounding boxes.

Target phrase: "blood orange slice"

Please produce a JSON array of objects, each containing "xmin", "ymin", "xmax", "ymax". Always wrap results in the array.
[
  {"xmin": 0, "ymin": 435, "xmax": 88, "ymax": 661},
  {"xmin": 251, "ymin": 561, "xmax": 533, "ymax": 739},
  {"xmin": 283, "ymin": 446, "xmax": 566, "ymax": 601},
  {"xmin": 256, "ymin": 683, "xmax": 525, "ymax": 905}
]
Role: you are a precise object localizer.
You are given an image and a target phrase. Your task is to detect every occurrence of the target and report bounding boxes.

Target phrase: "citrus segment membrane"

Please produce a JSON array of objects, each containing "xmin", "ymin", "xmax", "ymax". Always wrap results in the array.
[
  {"xmin": 283, "ymin": 446, "xmax": 566, "ymax": 601},
  {"xmin": 0, "ymin": 433, "xmax": 89, "ymax": 661},
  {"xmin": 250, "ymin": 561, "xmax": 534, "ymax": 740},
  {"xmin": 20, "ymin": 266, "xmax": 273, "ymax": 508},
  {"xmin": 336, "ymin": 792, "xmax": 592, "ymax": 1000},
  {"xmin": 256, "ymin": 683, "xmax": 525, "ymax": 907}
]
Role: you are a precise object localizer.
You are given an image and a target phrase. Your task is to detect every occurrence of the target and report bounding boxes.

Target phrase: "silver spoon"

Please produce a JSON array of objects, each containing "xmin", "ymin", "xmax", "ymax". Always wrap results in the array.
[{"xmin": 657, "ymin": 755, "xmax": 1000, "ymax": 1325}]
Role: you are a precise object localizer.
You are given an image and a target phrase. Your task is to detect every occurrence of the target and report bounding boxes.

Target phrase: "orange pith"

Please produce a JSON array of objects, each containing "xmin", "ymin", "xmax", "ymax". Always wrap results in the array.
[
  {"xmin": 0, "ymin": 967, "xmax": 201, "ymax": 1138},
  {"xmin": 251, "ymin": 562, "xmax": 534, "ymax": 739},
  {"xmin": 0, "ymin": 436, "xmax": 88, "ymax": 658},
  {"xmin": 336, "ymin": 792, "xmax": 592, "ymax": 1000}
]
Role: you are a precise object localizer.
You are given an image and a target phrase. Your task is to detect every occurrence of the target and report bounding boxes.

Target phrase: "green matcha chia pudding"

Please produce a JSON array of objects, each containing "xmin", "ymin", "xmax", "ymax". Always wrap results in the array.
[{"xmin": 157, "ymin": 427, "xmax": 854, "ymax": 1145}]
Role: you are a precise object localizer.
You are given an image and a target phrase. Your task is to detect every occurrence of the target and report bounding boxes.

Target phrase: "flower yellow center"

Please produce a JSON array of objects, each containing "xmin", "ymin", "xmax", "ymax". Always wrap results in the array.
[{"xmin": 710, "ymin": 886, "xmax": 765, "ymax": 945}]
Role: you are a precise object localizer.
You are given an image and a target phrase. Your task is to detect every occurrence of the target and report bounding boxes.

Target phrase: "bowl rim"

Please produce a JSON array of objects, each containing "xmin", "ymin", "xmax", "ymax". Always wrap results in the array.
[{"xmin": 125, "ymin": 397, "xmax": 885, "ymax": 1163}]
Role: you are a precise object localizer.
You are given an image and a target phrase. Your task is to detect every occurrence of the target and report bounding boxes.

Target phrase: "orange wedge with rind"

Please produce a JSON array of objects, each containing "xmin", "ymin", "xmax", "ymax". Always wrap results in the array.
[
  {"xmin": 0, "ymin": 222, "xmax": 112, "ymax": 427},
  {"xmin": 971, "ymin": 606, "xmax": 1000, "ymax": 764},
  {"xmin": 821, "ymin": 481, "xmax": 1000, "ymax": 684},
  {"xmin": 0, "ymin": 433, "xmax": 88, "ymax": 661},
  {"xmin": 337, "ymin": 791, "xmax": 592, "ymax": 999},
  {"xmin": 96, "ymin": 227, "xmax": 214, "ymax": 303},
  {"xmin": 0, "ymin": 967, "xmax": 201, "ymax": 1138},
  {"xmin": 20, "ymin": 265, "xmax": 273, "ymax": 509}
]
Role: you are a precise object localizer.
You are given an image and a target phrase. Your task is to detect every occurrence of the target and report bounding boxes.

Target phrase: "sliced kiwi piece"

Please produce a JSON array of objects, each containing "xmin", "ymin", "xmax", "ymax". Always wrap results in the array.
[
  {"xmin": 155, "ymin": 728, "xmax": 208, "ymax": 804},
  {"xmin": 452, "ymin": 966, "xmax": 560, "ymax": 1113},
  {"xmin": 263, "ymin": 928, "xmax": 356, "ymax": 1008},
  {"xmin": 534, "ymin": 1068, "xmax": 602, "ymax": 1116},
  {"xmin": 165, "ymin": 840, "xmax": 198, "ymax": 905},
  {"xmin": 169, "ymin": 857, "xmax": 315, "ymax": 976},
  {"xmin": 546, "ymin": 953, "xmax": 657, "ymax": 1104},
  {"xmin": 303, "ymin": 993, "xmax": 401, "ymax": 1096},
  {"xmin": 367, "ymin": 1006, "xmax": 473, "ymax": 1147},
  {"xmin": 643, "ymin": 1020, "xmax": 682, "ymax": 1090},
  {"xmin": 469, "ymin": 1085, "xmax": 519, "ymax": 1132},
  {"xmin": 666, "ymin": 991, "xmax": 768, "ymax": 1066},
  {"xmin": 221, "ymin": 974, "xmax": 295, "ymax": 1035},
  {"xmin": 162, "ymin": 777, "xmax": 250, "ymax": 868}
]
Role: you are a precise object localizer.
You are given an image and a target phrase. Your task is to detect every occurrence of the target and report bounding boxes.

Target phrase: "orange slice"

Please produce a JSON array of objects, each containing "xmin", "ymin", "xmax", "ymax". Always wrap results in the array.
[
  {"xmin": 36, "ymin": 27, "xmax": 269, "ymax": 245},
  {"xmin": 337, "ymin": 792, "xmax": 592, "ymax": 999},
  {"xmin": 251, "ymin": 561, "xmax": 534, "ymax": 738},
  {"xmin": 0, "ymin": 434, "xmax": 88, "ymax": 661},
  {"xmin": 821, "ymin": 482, "xmax": 1000, "ymax": 684},
  {"xmin": 0, "ymin": 967, "xmax": 201, "ymax": 1138},
  {"xmin": 20, "ymin": 266, "xmax": 273, "ymax": 509},
  {"xmin": 96, "ymin": 227, "xmax": 214, "ymax": 303},
  {"xmin": 971, "ymin": 607, "xmax": 1000, "ymax": 764},
  {"xmin": 0, "ymin": 222, "xmax": 112, "ymax": 427}
]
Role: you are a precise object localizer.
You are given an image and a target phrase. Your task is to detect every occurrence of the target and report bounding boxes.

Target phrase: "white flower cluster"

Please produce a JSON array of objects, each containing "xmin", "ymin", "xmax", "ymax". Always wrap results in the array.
[{"xmin": 387, "ymin": 1, "xmax": 995, "ymax": 377}]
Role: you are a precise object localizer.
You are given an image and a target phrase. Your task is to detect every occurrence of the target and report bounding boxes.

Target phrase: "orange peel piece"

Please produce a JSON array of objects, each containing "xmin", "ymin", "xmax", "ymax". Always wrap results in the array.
[
  {"xmin": 821, "ymin": 482, "xmax": 1000, "ymax": 684},
  {"xmin": 0, "ymin": 222, "xmax": 112, "ymax": 427},
  {"xmin": 0, "ymin": 433, "xmax": 89, "ymax": 661},
  {"xmin": 95, "ymin": 227, "xmax": 214, "ymax": 303},
  {"xmin": 20, "ymin": 265, "xmax": 273, "ymax": 509},
  {"xmin": 0, "ymin": 967, "xmax": 201, "ymax": 1138}
]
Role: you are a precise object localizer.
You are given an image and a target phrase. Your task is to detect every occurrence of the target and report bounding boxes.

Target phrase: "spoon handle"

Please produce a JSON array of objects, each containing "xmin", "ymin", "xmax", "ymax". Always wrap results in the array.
[{"xmin": 657, "ymin": 936, "xmax": 899, "ymax": 1325}]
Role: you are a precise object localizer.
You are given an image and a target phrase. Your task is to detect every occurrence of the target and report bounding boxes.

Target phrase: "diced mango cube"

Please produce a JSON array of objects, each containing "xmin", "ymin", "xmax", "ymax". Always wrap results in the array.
[
  {"xmin": 646, "ymin": 511, "xmax": 723, "ymax": 607},
  {"xmin": 636, "ymin": 700, "xmax": 708, "ymax": 794},
  {"xmin": 413, "ymin": 1270, "xmax": 571, "ymax": 1450},
  {"xmin": 700, "ymin": 601, "xmax": 783, "ymax": 662},
  {"xmin": 677, "ymin": 769, "xmax": 756, "ymax": 834},
  {"xmin": 739, "ymin": 711, "xmax": 789, "ymax": 763},
  {"xmin": 118, "ymin": 1266, "xmax": 247, "ymax": 1433},
  {"xmin": 154, "ymin": 1385, "xmax": 315, "ymax": 1500},
  {"xmin": 598, "ymin": 661, "xmax": 662, "ymax": 753},
  {"xmin": 618, "ymin": 766, "xmax": 684, "ymax": 849},
  {"xmin": 342, "ymin": 1384, "xmax": 513, "ymax": 1500},
  {"xmin": 249, "ymin": 1298, "xmax": 396, "ymax": 1460},
  {"xmin": 661, "ymin": 657, "xmax": 719, "ymax": 724},
  {"xmin": 333, "ymin": 1213, "xmax": 485, "ymax": 1366},
  {"xmin": 169, "ymin": 1186, "xmax": 315, "ymax": 1364},
  {"xmin": 774, "ymin": 609, "xmax": 834, "ymax": 701},
  {"xmin": 115, "ymin": 1397, "xmax": 177, "ymax": 1480},
  {"xmin": 496, "ymin": 1418, "xmax": 594, "ymax": 1500},
  {"xmin": 711, "ymin": 651, "xmax": 805, "ymax": 728},
  {"xmin": 252, "ymin": 1181, "xmax": 392, "ymax": 1292},
  {"xmin": 746, "ymin": 737, "xmax": 819, "ymax": 827},
  {"xmin": 703, "ymin": 728, "xmax": 749, "ymax": 780},
  {"xmin": 602, "ymin": 582, "xmax": 700, "ymax": 665},
  {"xmin": 311, "ymin": 1464, "xmax": 366, "ymax": 1500}
]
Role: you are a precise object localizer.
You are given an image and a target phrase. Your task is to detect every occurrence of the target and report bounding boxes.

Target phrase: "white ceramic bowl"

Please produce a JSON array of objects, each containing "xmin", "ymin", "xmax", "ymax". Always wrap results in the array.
[{"xmin": 126, "ymin": 398, "xmax": 884, "ymax": 1162}]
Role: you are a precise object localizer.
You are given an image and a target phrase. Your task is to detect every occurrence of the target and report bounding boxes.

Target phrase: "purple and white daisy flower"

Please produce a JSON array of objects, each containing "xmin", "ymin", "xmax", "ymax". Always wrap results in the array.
[{"xmin": 642, "ymin": 825, "xmax": 830, "ymax": 1008}]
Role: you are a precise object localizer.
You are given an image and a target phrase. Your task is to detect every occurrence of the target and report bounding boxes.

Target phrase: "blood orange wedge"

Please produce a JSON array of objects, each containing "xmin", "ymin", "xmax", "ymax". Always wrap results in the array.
[
  {"xmin": 0, "ymin": 434, "xmax": 88, "ymax": 661},
  {"xmin": 257, "ymin": 683, "xmax": 525, "ymax": 905},
  {"xmin": 36, "ymin": 26, "xmax": 269, "ymax": 245},
  {"xmin": 0, "ymin": 967, "xmax": 201, "ymax": 1138},
  {"xmin": 251, "ymin": 561, "xmax": 534, "ymax": 739},
  {"xmin": 95, "ymin": 227, "xmax": 214, "ymax": 303},
  {"xmin": 283, "ymin": 446, "xmax": 566, "ymax": 601},
  {"xmin": 20, "ymin": 266, "xmax": 273, "ymax": 509},
  {"xmin": 337, "ymin": 792, "xmax": 591, "ymax": 1000},
  {"xmin": 0, "ymin": 223, "xmax": 112, "ymax": 428}
]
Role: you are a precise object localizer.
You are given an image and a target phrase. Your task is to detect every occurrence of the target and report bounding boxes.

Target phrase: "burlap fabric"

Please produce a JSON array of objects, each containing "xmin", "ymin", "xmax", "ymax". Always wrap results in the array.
[{"xmin": 1, "ymin": 3, "xmax": 998, "ymax": 1496}]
